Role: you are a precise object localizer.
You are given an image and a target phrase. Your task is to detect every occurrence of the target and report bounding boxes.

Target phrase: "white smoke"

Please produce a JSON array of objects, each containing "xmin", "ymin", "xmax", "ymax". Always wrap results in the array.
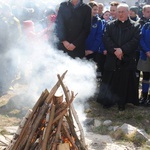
[
  {"xmin": 17, "ymin": 40, "xmax": 97, "ymax": 102},
  {"xmin": 3, "ymin": 0, "xmax": 98, "ymax": 126}
]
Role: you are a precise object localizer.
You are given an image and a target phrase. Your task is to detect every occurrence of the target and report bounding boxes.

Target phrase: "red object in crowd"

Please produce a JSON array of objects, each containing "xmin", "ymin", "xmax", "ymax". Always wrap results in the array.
[
  {"xmin": 23, "ymin": 20, "xmax": 36, "ymax": 40},
  {"xmin": 38, "ymin": 14, "xmax": 57, "ymax": 41},
  {"xmin": 47, "ymin": 14, "xmax": 56, "ymax": 25}
]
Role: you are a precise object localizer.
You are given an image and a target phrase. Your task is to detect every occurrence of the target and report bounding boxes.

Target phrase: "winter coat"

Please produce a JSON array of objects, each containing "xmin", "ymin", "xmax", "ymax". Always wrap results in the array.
[
  {"xmin": 139, "ymin": 17, "xmax": 149, "ymax": 27},
  {"xmin": 55, "ymin": 0, "xmax": 91, "ymax": 58},
  {"xmin": 140, "ymin": 22, "xmax": 150, "ymax": 60},
  {"xmin": 130, "ymin": 15, "xmax": 140, "ymax": 23},
  {"xmin": 103, "ymin": 18, "xmax": 141, "ymax": 71},
  {"xmin": 85, "ymin": 16, "xmax": 105, "ymax": 53}
]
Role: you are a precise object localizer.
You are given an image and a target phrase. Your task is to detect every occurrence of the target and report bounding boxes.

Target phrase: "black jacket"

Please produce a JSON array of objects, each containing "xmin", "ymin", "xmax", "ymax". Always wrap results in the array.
[
  {"xmin": 55, "ymin": 0, "xmax": 91, "ymax": 58},
  {"xmin": 103, "ymin": 18, "xmax": 141, "ymax": 71}
]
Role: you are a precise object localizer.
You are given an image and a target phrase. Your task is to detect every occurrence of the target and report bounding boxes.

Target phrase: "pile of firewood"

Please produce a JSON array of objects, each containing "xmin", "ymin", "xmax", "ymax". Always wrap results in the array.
[{"xmin": 5, "ymin": 71, "xmax": 87, "ymax": 150}]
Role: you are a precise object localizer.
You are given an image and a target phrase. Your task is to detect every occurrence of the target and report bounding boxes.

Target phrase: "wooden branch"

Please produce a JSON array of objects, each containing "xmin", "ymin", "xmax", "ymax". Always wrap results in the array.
[
  {"xmin": 57, "ymin": 74, "xmax": 73, "ymax": 122},
  {"xmin": 11, "ymin": 89, "xmax": 49, "ymax": 150},
  {"xmin": 47, "ymin": 135, "xmax": 55, "ymax": 150},
  {"xmin": 42, "ymin": 104, "xmax": 55, "ymax": 150},
  {"xmin": 23, "ymin": 103, "xmax": 49, "ymax": 150},
  {"xmin": 51, "ymin": 118, "xmax": 63, "ymax": 150},
  {"xmin": 6, "ymin": 71, "xmax": 88, "ymax": 150},
  {"xmin": 30, "ymin": 142, "xmax": 38, "ymax": 150},
  {"xmin": 70, "ymin": 103, "xmax": 86, "ymax": 148},
  {"xmin": 65, "ymin": 115, "xmax": 86, "ymax": 150},
  {"xmin": 62, "ymin": 122, "xmax": 78, "ymax": 150},
  {"xmin": 53, "ymin": 92, "xmax": 63, "ymax": 105},
  {"xmin": 45, "ymin": 71, "xmax": 67, "ymax": 104},
  {"xmin": 22, "ymin": 71, "xmax": 67, "ymax": 150},
  {"xmin": 57, "ymin": 74, "xmax": 69, "ymax": 103},
  {"xmin": 66, "ymin": 88, "xmax": 86, "ymax": 148},
  {"xmin": 53, "ymin": 92, "xmax": 75, "ymax": 125},
  {"xmin": 53, "ymin": 108, "xmax": 68, "ymax": 124}
]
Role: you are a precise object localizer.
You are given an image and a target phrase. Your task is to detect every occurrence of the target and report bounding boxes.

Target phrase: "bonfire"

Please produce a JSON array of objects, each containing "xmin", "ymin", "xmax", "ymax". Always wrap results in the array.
[{"xmin": 5, "ymin": 71, "xmax": 87, "ymax": 150}]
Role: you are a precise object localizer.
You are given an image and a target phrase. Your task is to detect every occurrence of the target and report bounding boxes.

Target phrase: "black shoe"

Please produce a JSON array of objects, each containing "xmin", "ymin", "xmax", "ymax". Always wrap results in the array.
[
  {"xmin": 118, "ymin": 105, "xmax": 125, "ymax": 111},
  {"xmin": 103, "ymin": 104, "xmax": 112, "ymax": 109},
  {"xmin": 144, "ymin": 99, "xmax": 150, "ymax": 107},
  {"xmin": 139, "ymin": 92, "xmax": 148, "ymax": 105},
  {"xmin": 139, "ymin": 97, "xmax": 147, "ymax": 105}
]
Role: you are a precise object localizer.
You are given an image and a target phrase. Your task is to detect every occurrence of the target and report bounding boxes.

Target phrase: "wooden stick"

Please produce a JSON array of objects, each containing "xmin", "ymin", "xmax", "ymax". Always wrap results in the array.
[
  {"xmin": 65, "ymin": 85, "xmax": 86, "ymax": 149},
  {"xmin": 52, "ymin": 92, "xmax": 74, "ymax": 126},
  {"xmin": 11, "ymin": 89, "xmax": 49, "ymax": 150},
  {"xmin": 10, "ymin": 71, "xmax": 67, "ymax": 150},
  {"xmin": 47, "ymin": 135, "xmax": 55, "ymax": 150},
  {"xmin": 22, "ymin": 71, "xmax": 67, "ymax": 150},
  {"xmin": 45, "ymin": 71, "xmax": 67, "ymax": 104},
  {"xmin": 53, "ymin": 108, "xmax": 68, "ymax": 124},
  {"xmin": 65, "ymin": 115, "xmax": 85, "ymax": 150},
  {"xmin": 70, "ymin": 103, "xmax": 86, "ymax": 148},
  {"xmin": 55, "ymin": 103, "xmax": 67, "ymax": 116},
  {"xmin": 51, "ymin": 118, "xmax": 63, "ymax": 150},
  {"xmin": 57, "ymin": 74, "xmax": 87, "ymax": 148},
  {"xmin": 57, "ymin": 74, "xmax": 73, "ymax": 122},
  {"xmin": 62, "ymin": 122, "xmax": 78, "ymax": 150},
  {"xmin": 42, "ymin": 104, "xmax": 55, "ymax": 150}
]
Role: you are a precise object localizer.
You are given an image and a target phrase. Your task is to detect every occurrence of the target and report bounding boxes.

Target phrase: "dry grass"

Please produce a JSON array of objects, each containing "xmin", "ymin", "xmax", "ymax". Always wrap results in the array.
[
  {"xmin": 86, "ymin": 99, "xmax": 150, "ymax": 134},
  {"xmin": 85, "ymin": 98, "xmax": 150, "ymax": 148}
]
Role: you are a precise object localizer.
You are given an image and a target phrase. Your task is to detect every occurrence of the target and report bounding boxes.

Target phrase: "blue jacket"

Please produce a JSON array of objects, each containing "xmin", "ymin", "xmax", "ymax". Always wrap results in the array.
[
  {"xmin": 140, "ymin": 22, "xmax": 150, "ymax": 60},
  {"xmin": 85, "ymin": 15, "xmax": 105, "ymax": 53}
]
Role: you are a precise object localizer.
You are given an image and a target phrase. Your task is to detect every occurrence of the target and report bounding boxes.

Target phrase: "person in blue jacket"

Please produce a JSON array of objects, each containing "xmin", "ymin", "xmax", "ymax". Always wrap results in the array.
[
  {"xmin": 137, "ymin": 21, "xmax": 150, "ymax": 106},
  {"xmin": 85, "ymin": 1, "xmax": 106, "ymax": 76}
]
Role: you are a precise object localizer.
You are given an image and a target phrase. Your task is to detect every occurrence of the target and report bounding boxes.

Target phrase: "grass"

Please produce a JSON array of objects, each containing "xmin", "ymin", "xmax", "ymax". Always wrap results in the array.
[
  {"xmin": 93, "ymin": 124, "xmax": 110, "ymax": 135},
  {"xmin": 85, "ymin": 99, "xmax": 150, "ymax": 148}
]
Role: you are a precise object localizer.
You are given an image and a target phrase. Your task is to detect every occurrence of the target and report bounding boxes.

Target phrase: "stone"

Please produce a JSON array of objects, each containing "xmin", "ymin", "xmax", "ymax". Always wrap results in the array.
[
  {"xmin": 94, "ymin": 119, "xmax": 102, "ymax": 127},
  {"xmin": 103, "ymin": 120, "xmax": 112, "ymax": 126}
]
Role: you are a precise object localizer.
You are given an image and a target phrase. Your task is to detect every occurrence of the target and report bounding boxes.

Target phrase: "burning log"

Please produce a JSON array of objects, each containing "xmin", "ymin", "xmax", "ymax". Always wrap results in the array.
[{"xmin": 6, "ymin": 71, "xmax": 87, "ymax": 150}]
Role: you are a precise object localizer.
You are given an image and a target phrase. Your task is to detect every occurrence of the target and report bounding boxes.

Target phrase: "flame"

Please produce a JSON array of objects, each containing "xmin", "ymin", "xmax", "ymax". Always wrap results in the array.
[
  {"xmin": 62, "ymin": 136, "xmax": 75, "ymax": 148},
  {"xmin": 41, "ymin": 127, "xmax": 45, "ymax": 131}
]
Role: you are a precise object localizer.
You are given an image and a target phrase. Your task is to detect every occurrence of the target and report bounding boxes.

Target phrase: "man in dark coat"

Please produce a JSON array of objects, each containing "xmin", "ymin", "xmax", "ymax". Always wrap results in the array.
[
  {"xmin": 97, "ymin": 3, "xmax": 141, "ymax": 111},
  {"xmin": 55, "ymin": 0, "xmax": 91, "ymax": 58}
]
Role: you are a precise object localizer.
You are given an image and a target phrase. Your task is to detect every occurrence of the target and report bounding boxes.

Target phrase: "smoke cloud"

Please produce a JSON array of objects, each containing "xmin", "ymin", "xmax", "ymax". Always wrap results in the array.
[{"xmin": 2, "ymin": 0, "xmax": 98, "ymax": 125}]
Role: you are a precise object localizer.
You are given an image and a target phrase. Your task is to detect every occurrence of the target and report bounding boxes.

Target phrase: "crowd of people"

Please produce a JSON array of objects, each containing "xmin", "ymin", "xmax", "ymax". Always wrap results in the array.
[
  {"xmin": 0, "ymin": 1, "xmax": 57, "ymax": 95},
  {"xmin": 0, "ymin": 0, "xmax": 150, "ymax": 111},
  {"xmin": 55, "ymin": 0, "xmax": 150, "ymax": 111}
]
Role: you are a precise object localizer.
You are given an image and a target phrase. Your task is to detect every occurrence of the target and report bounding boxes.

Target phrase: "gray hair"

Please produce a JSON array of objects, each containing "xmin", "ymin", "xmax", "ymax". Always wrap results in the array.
[{"xmin": 117, "ymin": 3, "xmax": 129, "ymax": 11}]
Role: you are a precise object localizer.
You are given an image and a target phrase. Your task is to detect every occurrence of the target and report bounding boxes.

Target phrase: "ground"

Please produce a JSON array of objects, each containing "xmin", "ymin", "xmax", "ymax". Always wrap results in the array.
[{"xmin": 0, "ymin": 81, "xmax": 150, "ymax": 150}]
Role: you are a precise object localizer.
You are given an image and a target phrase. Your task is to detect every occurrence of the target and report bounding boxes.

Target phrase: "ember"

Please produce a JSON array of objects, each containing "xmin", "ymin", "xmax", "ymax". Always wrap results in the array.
[{"xmin": 6, "ymin": 71, "xmax": 87, "ymax": 150}]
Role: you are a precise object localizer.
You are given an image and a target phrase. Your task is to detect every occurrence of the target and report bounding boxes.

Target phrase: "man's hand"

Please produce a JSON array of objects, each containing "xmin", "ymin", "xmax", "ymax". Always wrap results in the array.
[
  {"xmin": 146, "ymin": 51, "xmax": 150, "ymax": 58},
  {"xmin": 114, "ymin": 48, "xmax": 123, "ymax": 60},
  {"xmin": 103, "ymin": 50, "xmax": 107, "ymax": 55},
  {"xmin": 62, "ymin": 41, "xmax": 70, "ymax": 49},
  {"xmin": 67, "ymin": 43, "xmax": 76, "ymax": 51},
  {"xmin": 62, "ymin": 41, "xmax": 76, "ymax": 51},
  {"xmin": 85, "ymin": 50, "xmax": 93, "ymax": 56}
]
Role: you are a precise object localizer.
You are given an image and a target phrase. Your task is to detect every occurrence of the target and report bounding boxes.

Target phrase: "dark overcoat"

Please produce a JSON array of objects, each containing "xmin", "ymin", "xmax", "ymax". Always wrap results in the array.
[
  {"xmin": 55, "ymin": 0, "xmax": 91, "ymax": 58},
  {"xmin": 103, "ymin": 19, "xmax": 141, "ymax": 71}
]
